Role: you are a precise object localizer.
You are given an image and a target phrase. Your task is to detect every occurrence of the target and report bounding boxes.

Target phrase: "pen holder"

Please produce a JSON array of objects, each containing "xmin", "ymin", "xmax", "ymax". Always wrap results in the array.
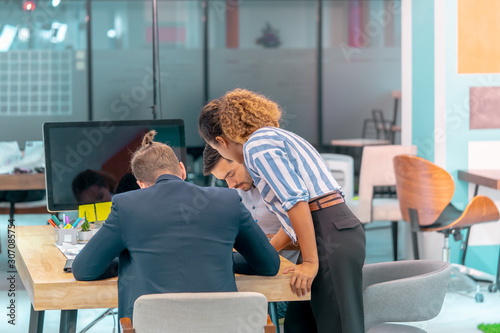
[{"xmin": 54, "ymin": 228, "xmax": 78, "ymax": 245}]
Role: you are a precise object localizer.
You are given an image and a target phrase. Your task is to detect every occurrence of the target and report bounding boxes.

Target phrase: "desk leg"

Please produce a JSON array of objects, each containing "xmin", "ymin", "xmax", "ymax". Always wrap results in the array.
[
  {"xmin": 60, "ymin": 309, "xmax": 78, "ymax": 333},
  {"xmin": 268, "ymin": 302, "xmax": 279, "ymax": 333},
  {"xmin": 29, "ymin": 304, "xmax": 44, "ymax": 333},
  {"xmin": 474, "ymin": 184, "xmax": 479, "ymax": 197}
]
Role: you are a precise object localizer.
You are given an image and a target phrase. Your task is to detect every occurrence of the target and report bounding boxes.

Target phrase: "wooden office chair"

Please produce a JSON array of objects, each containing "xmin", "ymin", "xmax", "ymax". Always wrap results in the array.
[
  {"xmin": 348, "ymin": 145, "xmax": 417, "ymax": 261},
  {"xmin": 120, "ymin": 292, "xmax": 276, "ymax": 333},
  {"xmin": 393, "ymin": 155, "xmax": 500, "ymax": 301}
]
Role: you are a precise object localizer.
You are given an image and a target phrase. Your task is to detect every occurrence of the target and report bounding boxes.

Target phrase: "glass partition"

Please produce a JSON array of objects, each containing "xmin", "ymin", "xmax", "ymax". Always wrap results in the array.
[
  {"xmin": 0, "ymin": 0, "xmax": 88, "ymax": 147},
  {"xmin": 208, "ymin": 0, "xmax": 318, "ymax": 145},
  {"xmin": 91, "ymin": 1, "xmax": 154, "ymax": 122},
  {"xmin": 322, "ymin": 0, "xmax": 401, "ymax": 144},
  {"xmin": 157, "ymin": 0, "xmax": 204, "ymax": 148}
]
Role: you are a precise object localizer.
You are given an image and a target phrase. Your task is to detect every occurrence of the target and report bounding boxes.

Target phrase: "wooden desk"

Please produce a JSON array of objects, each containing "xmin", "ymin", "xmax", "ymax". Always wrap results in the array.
[
  {"xmin": 458, "ymin": 169, "xmax": 500, "ymax": 195},
  {"xmin": 0, "ymin": 173, "xmax": 45, "ymax": 191},
  {"xmin": 0, "ymin": 173, "xmax": 47, "ymax": 217},
  {"xmin": 15, "ymin": 225, "xmax": 308, "ymax": 333}
]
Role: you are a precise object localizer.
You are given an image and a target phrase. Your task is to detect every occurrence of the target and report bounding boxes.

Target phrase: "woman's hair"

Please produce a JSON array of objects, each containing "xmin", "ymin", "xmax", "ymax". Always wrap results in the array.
[
  {"xmin": 131, "ymin": 130, "xmax": 181, "ymax": 184},
  {"xmin": 198, "ymin": 98, "xmax": 223, "ymax": 143},
  {"xmin": 219, "ymin": 88, "xmax": 282, "ymax": 144}
]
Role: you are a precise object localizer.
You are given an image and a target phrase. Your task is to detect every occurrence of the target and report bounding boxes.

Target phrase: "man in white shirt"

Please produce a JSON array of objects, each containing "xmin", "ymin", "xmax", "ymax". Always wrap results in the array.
[{"xmin": 203, "ymin": 144, "xmax": 299, "ymax": 264}]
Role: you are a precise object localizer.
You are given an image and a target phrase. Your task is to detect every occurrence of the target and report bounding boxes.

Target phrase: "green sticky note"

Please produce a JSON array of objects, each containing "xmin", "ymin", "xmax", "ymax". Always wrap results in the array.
[
  {"xmin": 95, "ymin": 201, "xmax": 112, "ymax": 221},
  {"xmin": 79, "ymin": 204, "xmax": 96, "ymax": 222}
]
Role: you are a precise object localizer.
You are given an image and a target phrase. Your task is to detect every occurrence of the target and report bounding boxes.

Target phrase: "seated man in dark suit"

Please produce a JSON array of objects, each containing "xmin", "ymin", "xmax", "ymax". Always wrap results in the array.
[{"xmin": 72, "ymin": 130, "xmax": 280, "ymax": 320}]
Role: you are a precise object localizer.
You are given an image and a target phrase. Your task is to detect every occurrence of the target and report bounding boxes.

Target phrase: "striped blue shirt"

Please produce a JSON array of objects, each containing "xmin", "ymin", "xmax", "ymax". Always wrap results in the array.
[{"xmin": 244, "ymin": 127, "xmax": 341, "ymax": 242}]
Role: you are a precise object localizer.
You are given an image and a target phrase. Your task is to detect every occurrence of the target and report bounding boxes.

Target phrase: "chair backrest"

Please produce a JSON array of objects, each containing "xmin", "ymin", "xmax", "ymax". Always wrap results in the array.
[
  {"xmin": 393, "ymin": 155, "xmax": 454, "ymax": 226},
  {"xmin": 132, "ymin": 292, "xmax": 268, "ymax": 333},
  {"xmin": 363, "ymin": 260, "xmax": 451, "ymax": 330},
  {"xmin": 372, "ymin": 109, "xmax": 389, "ymax": 139},
  {"xmin": 320, "ymin": 153, "xmax": 354, "ymax": 201},
  {"xmin": 357, "ymin": 145, "xmax": 417, "ymax": 222}
]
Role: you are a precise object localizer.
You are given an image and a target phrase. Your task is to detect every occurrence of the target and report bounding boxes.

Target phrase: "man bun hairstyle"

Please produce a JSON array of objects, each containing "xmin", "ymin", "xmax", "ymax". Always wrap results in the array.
[{"xmin": 131, "ymin": 130, "xmax": 181, "ymax": 184}]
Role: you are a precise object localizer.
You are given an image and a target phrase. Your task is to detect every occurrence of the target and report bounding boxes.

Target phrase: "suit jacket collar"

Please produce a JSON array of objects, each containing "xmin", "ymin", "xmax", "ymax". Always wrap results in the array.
[{"xmin": 155, "ymin": 174, "xmax": 183, "ymax": 184}]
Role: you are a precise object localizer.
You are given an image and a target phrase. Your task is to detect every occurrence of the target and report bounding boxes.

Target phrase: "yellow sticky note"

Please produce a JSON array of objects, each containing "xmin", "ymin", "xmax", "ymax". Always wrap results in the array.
[
  {"xmin": 96, "ymin": 202, "xmax": 112, "ymax": 221},
  {"xmin": 79, "ymin": 204, "xmax": 96, "ymax": 222}
]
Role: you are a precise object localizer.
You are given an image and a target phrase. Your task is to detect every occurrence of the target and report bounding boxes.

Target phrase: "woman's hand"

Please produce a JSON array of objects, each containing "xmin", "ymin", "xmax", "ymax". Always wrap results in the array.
[
  {"xmin": 283, "ymin": 261, "xmax": 318, "ymax": 297},
  {"xmin": 284, "ymin": 201, "xmax": 319, "ymax": 297}
]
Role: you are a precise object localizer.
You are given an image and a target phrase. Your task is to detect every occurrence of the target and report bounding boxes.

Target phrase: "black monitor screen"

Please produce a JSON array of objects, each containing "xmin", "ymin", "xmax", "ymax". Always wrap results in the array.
[{"xmin": 43, "ymin": 119, "xmax": 186, "ymax": 212}]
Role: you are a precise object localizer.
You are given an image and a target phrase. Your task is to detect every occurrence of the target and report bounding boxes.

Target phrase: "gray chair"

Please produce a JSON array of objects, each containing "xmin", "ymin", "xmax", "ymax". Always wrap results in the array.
[
  {"xmin": 363, "ymin": 260, "xmax": 451, "ymax": 333},
  {"xmin": 120, "ymin": 292, "xmax": 275, "ymax": 333}
]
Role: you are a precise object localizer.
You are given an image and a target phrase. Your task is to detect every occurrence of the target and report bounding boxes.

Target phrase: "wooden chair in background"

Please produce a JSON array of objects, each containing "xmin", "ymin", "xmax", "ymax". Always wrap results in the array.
[{"xmin": 393, "ymin": 155, "xmax": 500, "ymax": 301}]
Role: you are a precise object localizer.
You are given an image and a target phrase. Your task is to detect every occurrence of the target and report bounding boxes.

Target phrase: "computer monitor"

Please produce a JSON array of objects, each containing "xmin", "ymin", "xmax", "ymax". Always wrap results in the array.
[{"xmin": 43, "ymin": 119, "xmax": 186, "ymax": 212}]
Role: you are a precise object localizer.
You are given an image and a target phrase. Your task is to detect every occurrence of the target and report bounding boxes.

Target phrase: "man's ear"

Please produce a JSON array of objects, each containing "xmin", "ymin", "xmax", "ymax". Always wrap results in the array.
[
  {"xmin": 179, "ymin": 162, "xmax": 187, "ymax": 180},
  {"xmin": 215, "ymin": 136, "xmax": 228, "ymax": 148},
  {"xmin": 136, "ymin": 180, "xmax": 148, "ymax": 189}
]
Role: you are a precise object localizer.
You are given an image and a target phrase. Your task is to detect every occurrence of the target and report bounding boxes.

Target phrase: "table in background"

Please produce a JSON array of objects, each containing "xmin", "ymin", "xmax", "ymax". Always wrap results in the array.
[
  {"xmin": 330, "ymin": 138, "xmax": 391, "ymax": 147},
  {"xmin": 0, "ymin": 173, "xmax": 45, "ymax": 191},
  {"xmin": 458, "ymin": 169, "xmax": 500, "ymax": 196},
  {"xmin": 15, "ymin": 225, "xmax": 309, "ymax": 333},
  {"xmin": 458, "ymin": 169, "xmax": 500, "ymax": 289},
  {"xmin": 0, "ymin": 173, "xmax": 47, "ymax": 217}
]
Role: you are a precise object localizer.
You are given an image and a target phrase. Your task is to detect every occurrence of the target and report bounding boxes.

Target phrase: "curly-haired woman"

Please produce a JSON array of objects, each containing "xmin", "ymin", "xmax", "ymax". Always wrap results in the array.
[{"xmin": 199, "ymin": 88, "xmax": 366, "ymax": 333}]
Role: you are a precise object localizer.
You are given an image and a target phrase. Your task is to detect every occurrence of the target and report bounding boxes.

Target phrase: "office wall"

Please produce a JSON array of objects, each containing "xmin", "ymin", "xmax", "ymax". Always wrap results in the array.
[
  {"xmin": 411, "ymin": 0, "xmax": 434, "ymax": 162},
  {"xmin": 409, "ymin": 0, "xmax": 500, "ymax": 274},
  {"xmin": 445, "ymin": 0, "xmax": 500, "ymax": 275}
]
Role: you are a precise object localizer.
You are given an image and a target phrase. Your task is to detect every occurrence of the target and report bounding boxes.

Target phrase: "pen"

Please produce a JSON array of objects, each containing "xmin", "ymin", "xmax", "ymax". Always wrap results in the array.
[
  {"xmin": 62, "ymin": 213, "xmax": 66, "ymax": 225},
  {"xmin": 65, "ymin": 215, "xmax": 70, "ymax": 225},
  {"xmin": 48, "ymin": 219, "xmax": 58, "ymax": 228},
  {"xmin": 51, "ymin": 215, "xmax": 62, "ymax": 228},
  {"xmin": 72, "ymin": 218, "xmax": 82, "ymax": 229},
  {"xmin": 64, "ymin": 224, "xmax": 72, "ymax": 229},
  {"xmin": 74, "ymin": 218, "xmax": 85, "ymax": 229}
]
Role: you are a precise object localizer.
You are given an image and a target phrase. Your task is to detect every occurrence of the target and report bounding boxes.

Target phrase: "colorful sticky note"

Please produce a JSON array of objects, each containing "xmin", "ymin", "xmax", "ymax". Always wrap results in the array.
[
  {"xmin": 79, "ymin": 204, "xmax": 96, "ymax": 222},
  {"xmin": 95, "ymin": 202, "xmax": 112, "ymax": 221}
]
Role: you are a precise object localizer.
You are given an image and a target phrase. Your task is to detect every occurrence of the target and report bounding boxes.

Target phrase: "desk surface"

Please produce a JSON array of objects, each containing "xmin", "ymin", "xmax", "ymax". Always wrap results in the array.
[
  {"xmin": 0, "ymin": 173, "xmax": 45, "ymax": 191},
  {"xmin": 15, "ymin": 225, "xmax": 308, "ymax": 311},
  {"xmin": 458, "ymin": 169, "xmax": 500, "ymax": 190},
  {"xmin": 330, "ymin": 138, "xmax": 391, "ymax": 147}
]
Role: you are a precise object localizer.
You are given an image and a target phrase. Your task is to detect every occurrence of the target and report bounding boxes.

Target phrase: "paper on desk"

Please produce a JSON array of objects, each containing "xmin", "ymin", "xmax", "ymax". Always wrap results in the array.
[
  {"xmin": 0, "ymin": 141, "xmax": 22, "ymax": 174},
  {"xmin": 18, "ymin": 141, "xmax": 44, "ymax": 170},
  {"xmin": 55, "ymin": 243, "xmax": 85, "ymax": 260}
]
